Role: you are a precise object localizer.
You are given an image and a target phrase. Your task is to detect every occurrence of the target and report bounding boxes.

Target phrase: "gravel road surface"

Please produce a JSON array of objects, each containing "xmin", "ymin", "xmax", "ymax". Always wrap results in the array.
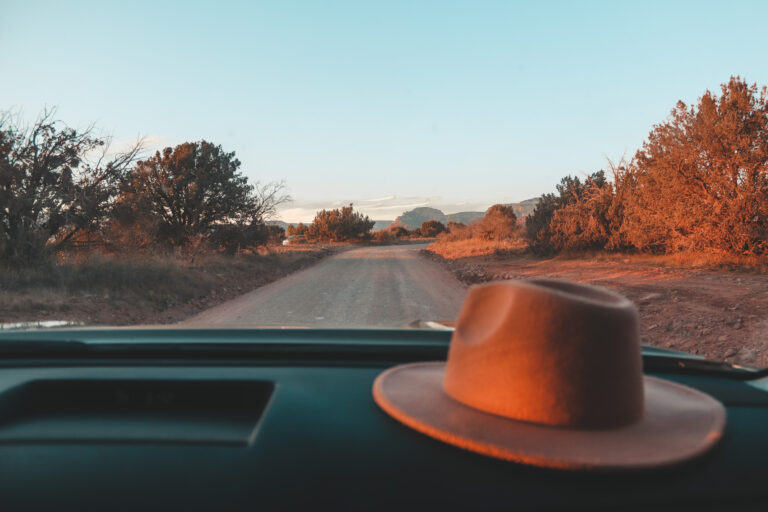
[{"xmin": 184, "ymin": 244, "xmax": 467, "ymax": 328}]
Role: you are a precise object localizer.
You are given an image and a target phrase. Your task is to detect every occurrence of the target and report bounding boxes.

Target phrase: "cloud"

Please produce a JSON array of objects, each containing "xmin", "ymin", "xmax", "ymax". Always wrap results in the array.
[
  {"xmin": 105, "ymin": 134, "xmax": 169, "ymax": 157},
  {"xmin": 274, "ymin": 207, "xmax": 317, "ymax": 223},
  {"xmin": 365, "ymin": 202, "xmax": 429, "ymax": 211},
  {"xmin": 359, "ymin": 195, "xmax": 396, "ymax": 203}
]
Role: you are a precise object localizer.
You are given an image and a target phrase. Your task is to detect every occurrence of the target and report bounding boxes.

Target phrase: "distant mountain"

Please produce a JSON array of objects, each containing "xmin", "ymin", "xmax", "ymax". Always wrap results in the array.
[
  {"xmin": 271, "ymin": 198, "xmax": 541, "ymax": 232},
  {"xmin": 267, "ymin": 220, "xmax": 293, "ymax": 230},
  {"xmin": 389, "ymin": 198, "xmax": 541, "ymax": 230},
  {"xmin": 372, "ymin": 220, "xmax": 393, "ymax": 231},
  {"xmin": 445, "ymin": 211, "xmax": 484, "ymax": 225},
  {"xmin": 512, "ymin": 197, "xmax": 540, "ymax": 217},
  {"xmin": 390, "ymin": 207, "xmax": 446, "ymax": 229}
]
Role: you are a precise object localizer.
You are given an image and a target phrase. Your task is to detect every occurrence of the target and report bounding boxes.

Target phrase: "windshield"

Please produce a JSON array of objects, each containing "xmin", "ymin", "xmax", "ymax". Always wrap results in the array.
[{"xmin": 1, "ymin": 1, "xmax": 766, "ymax": 369}]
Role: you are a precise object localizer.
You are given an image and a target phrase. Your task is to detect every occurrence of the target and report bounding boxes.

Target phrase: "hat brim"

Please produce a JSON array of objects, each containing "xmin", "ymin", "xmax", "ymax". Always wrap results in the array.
[{"xmin": 373, "ymin": 362, "xmax": 725, "ymax": 471}]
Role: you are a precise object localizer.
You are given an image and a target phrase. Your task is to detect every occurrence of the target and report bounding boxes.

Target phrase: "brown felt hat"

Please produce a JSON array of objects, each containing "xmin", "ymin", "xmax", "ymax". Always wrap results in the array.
[{"xmin": 373, "ymin": 278, "xmax": 726, "ymax": 470}]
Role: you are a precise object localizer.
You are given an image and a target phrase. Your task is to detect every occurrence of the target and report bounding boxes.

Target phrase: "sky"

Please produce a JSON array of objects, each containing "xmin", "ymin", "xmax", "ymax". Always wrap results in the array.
[{"xmin": 3, "ymin": 0, "xmax": 768, "ymax": 222}]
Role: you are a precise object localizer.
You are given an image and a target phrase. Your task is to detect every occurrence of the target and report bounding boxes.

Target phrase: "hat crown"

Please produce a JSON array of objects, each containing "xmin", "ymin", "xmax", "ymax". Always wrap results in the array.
[{"xmin": 443, "ymin": 279, "xmax": 644, "ymax": 429}]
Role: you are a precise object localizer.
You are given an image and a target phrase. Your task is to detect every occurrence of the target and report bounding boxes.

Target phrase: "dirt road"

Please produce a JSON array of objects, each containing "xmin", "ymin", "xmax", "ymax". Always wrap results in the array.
[{"xmin": 184, "ymin": 244, "xmax": 467, "ymax": 328}]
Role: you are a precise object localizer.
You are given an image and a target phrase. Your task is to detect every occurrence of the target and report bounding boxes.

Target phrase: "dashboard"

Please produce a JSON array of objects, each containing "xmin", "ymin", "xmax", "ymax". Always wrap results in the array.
[{"xmin": 0, "ymin": 328, "xmax": 766, "ymax": 511}]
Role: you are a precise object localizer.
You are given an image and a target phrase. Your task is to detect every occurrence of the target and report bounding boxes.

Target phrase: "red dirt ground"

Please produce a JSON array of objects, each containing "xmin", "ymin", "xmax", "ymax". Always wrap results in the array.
[{"xmin": 425, "ymin": 251, "xmax": 768, "ymax": 368}]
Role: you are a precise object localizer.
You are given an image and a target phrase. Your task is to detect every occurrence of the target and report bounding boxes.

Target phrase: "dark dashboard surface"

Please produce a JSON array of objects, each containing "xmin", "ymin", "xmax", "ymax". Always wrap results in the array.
[{"xmin": 0, "ymin": 328, "xmax": 766, "ymax": 511}]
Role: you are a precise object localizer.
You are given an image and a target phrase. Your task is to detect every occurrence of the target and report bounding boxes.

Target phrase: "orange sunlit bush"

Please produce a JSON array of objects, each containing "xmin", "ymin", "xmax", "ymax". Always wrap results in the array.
[
  {"xmin": 429, "ymin": 204, "xmax": 527, "ymax": 258},
  {"xmin": 527, "ymin": 76, "xmax": 768, "ymax": 257},
  {"xmin": 305, "ymin": 204, "xmax": 375, "ymax": 242}
]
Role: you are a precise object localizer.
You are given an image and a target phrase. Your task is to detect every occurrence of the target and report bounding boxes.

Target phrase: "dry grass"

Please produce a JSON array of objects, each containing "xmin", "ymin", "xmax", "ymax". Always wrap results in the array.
[
  {"xmin": 0, "ymin": 246, "xmax": 332, "ymax": 325},
  {"xmin": 429, "ymin": 231, "xmax": 768, "ymax": 273},
  {"xmin": 425, "ymin": 246, "xmax": 768, "ymax": 367},
  {"xmin": 427, "ymin": 209, "xmax": 528, "ymax": 259},
  {"xmin": 541, "ymin": 250, "xmax": 768, "ymax": 273},
  {"xmin": 1, "ymin": 257, "xmax": 201, "ymax": 294},
  {"xmin": 427, "ymin": 237, "xmax": 528, "ymax": 259}
]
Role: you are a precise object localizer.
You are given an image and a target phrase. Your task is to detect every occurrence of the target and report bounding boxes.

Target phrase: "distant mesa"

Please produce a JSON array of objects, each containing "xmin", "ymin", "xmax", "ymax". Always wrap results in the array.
[
  {"xmin": 513, "ymin": 197, "xmax": 540, "ymax": 217},
  {"xmin": 389, "ymin": 207, "xmax": 448, "ymax": 230},
  {"xmin": 270, "ymin": 198, "xmax": 540, "ymax": 232},
  {"xmin": 387, "ymin": 199, "xmax": 539, "ymax": 230},
  {"xmin": 388, "ymin": 208, "xmax": 485, "ymax": 230},
  {"xmin": 445, "ymin": 211, "xmax": 485, "ymax": 225},
  {"xmin": 372, "ymin": 220, "xmax": 393, "ymax": 231},
  {"xmin": 267, "ymin": 220, "xmax": 292, "ymax": 230}
]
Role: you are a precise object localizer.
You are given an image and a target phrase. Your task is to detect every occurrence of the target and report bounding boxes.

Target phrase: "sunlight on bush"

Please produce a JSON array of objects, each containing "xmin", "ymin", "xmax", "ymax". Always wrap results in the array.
[{"xmin": 428, "ymin": 204, "xmax": 527, "ymax": 258}]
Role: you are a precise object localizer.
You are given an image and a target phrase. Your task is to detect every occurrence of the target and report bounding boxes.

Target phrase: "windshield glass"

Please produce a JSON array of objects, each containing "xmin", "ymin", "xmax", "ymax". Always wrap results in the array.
[{"xmin": 1, "ymin": 1, "xmax": 766, "ymax": 369}]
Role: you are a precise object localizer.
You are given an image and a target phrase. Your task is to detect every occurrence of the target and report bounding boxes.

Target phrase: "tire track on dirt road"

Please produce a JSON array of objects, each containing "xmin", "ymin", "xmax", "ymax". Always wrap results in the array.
[{"xmin": 183, "ymin": 244, "xmax": 467, "ymax": 328}]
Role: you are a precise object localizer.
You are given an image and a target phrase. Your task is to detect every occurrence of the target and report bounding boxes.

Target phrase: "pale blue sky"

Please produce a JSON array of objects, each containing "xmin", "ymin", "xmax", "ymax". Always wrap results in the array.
[{"xmin": 3, "ymin": 0, "xmax": 768, "ymax": 221}]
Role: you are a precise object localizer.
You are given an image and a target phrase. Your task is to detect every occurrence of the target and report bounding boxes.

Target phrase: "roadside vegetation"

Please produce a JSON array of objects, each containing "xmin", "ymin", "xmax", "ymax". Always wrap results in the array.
[
  {"xmin": 429, "ymin": 76, "xmax": 768, "ymax": 268},
  {"xmin": 304, "ymin": 204, "xmax": 375, "ymax": 242},
  {"xmin": 371, "ymin": 219, "xmax": 464, "ymax": 244},
  {"xmin": 424, "ymin": 76, "xmax": 768, "ymax": 368},
  {"xmin": 0, "ymin": 109, "xmax": 290, "ymax": 264},
  {"xmin": 0, "ymin": 109, "xmax": 332, "ymax": 325},
  {"xmin": 528, "ymin": 76, "xmax": 768, "ymax": 261},
  {"xmin": 428, "ymin": 204, "xmax": 527, "ymax": 258},
  {"xmin": 0, "ymin": 247, "xmax": 330, "ymax": 325}
]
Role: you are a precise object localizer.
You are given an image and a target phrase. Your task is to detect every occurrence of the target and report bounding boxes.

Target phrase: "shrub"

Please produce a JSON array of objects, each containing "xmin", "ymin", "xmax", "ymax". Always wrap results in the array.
[
  {"xmin": 534, "ymin": 77, "xmax": 768, "ymax": 257},
  {"xmin": 419, "ymin": 220, "xmax": 445, "ymax": 237},
  {"xmin": 0, "ymin": 109, "xmax": 140, "ymax": 266},
  {"xmin": 525, "ymin": 173, "xmax": 606, "ymax": 254},
  {"xmin": 525, "ymin": 193, "xmax": 560, "ymax": 254},
  {"xmin": 428, "ymin": 206, "xmax": 525, "ymax": 259},
  {"xmin": 618, "ymin": 77, "xmax": 768, "ymax": 255},
  {"xmin": 286, "ymin": 223, "xmax": 308, "ymax": 237},
  {"xmin": 445, "ymin": 221, "xmax": 466, "ymax": 233},
  {"xmin": 209, "ymin": 222, "xmax": 270, "ymax": 255},
  {"xmin": 474, "ymin": 204, "xmax": 519, "ymax": 240},
  {"xmin": 372, "ymin": 230, "xmax": 394, "ymax": 243},
  {"xmin": 305, "ymin": 204, "xmax": 374, "ymax": 242},
  {"xmin": 114, "ymin": 140, "xmax": 288, "ymax": 249},
  {"xmin": 435, "ymin": 203, "xmax": 520, "ymax": 243},
  {"xmin": 266, "ymin": 225, "xmax": 286, "ymax": 243},
  {"xmin": 388, "ymin": 226, "xmax": 410, "ymax": 239},
  {"xmin": 548, "ymin": 171, "xmax": 618, "ymax": 252}
]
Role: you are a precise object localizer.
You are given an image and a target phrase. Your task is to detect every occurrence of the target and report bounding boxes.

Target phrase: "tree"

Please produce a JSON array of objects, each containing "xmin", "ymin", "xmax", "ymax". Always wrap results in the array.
[
  {"xmin": 0, "ymin": 109, "xmax": 140, "ymax": 265},
  {"xmin": 305, "ymin": 204, "xmax": 374, "ymax": 241},
  {"xmin": 486, "ymin": 204, "xmax": 517, "ymax": 219},
  {"xmin": 525, "ymin": 173, "xmax": 605, "ymax": 253},
  {"xmin": 116, "ymin": 140, "xmax": 289, "ymax": 247},
  {"xmin": 419, "ymin": 220, "xmax": 445, "ymax": 237},
  {"xmin": 619, "ymin": 76, "xmax": 768, "ymax": 254},
  {"xmin": 286, "ymin": 222, "xmax": 308, "ymax": 236},
  {"xmin": 525, "ymin": 193, "xmax": 560, "ymax": 253},
  {"xmin": 266, "ymin": 224, "xmax": 285, "ymax": 243},
  {"xmin": 209, "ymin": 222, "xmax": 270, "ymax": 255},
  {"xmin": 469, "ymin": 204, "xmax": 519, "ymax": 240},
  {"xmin": 548, "ymin": 171, "xmax": 616, "ymax": 252},
  {"xmin": 445, "ymin": 221, "xmax": 466, "ymax": 233},
  {"xmin": 372, "ymin": 229, "xmax": 394, "ymax": 243},
  {"xmin": 387, "ymin": 226, "xmax": 410, "ymax": 239}
]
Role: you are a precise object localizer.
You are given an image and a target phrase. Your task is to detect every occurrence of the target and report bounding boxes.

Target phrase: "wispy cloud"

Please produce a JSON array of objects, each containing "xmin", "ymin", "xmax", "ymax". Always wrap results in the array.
[
  {"xmin": 366, "ymin": 202, "xmax": 429, "ymax": 211},
  {"xmin": 106, "ymin": 134, "xmax": 169, "ymax": 158},
  {"xmin": 359, "ymin": 195, "xmax": 396, "ymax": 203}
]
